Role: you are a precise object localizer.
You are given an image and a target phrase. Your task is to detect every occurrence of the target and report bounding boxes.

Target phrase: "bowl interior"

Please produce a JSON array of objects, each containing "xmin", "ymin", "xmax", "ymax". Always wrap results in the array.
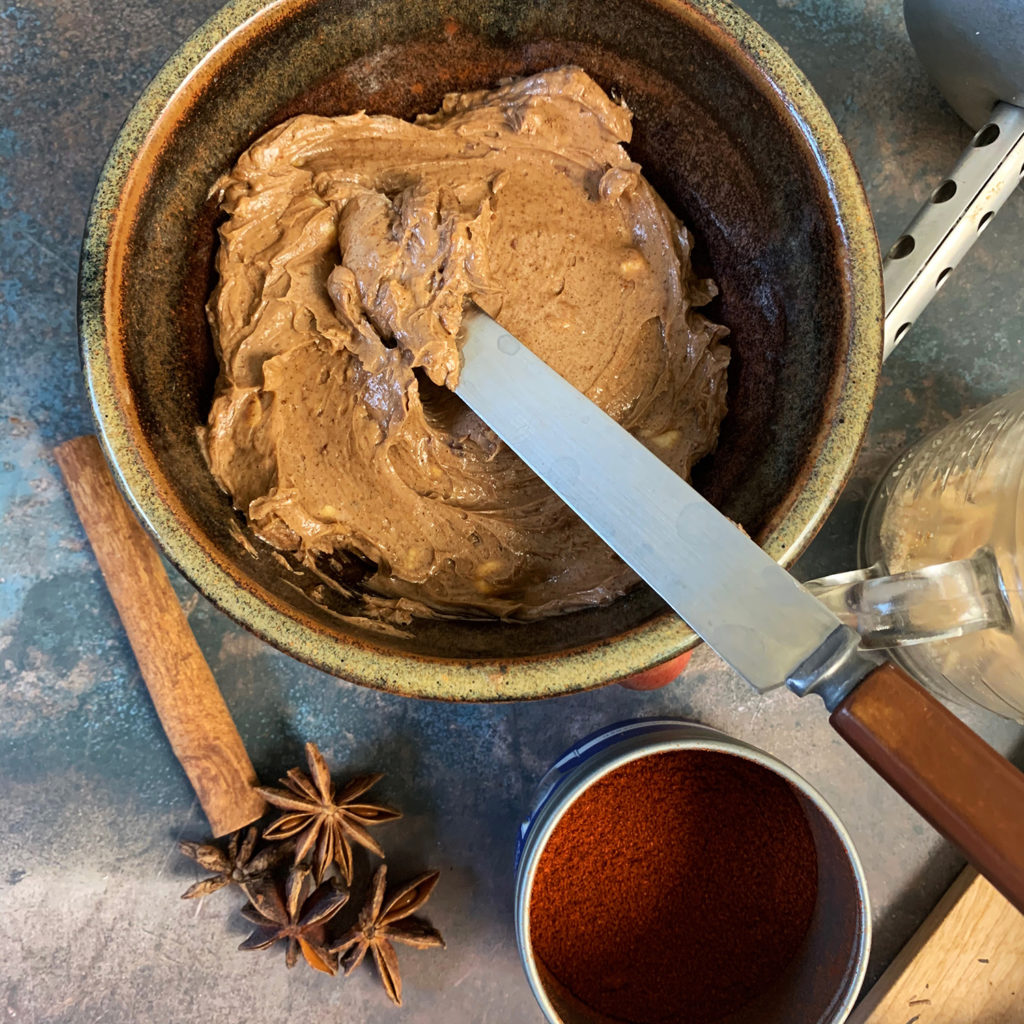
[{"xmin": 85, "ymin": 0, "xmax": 880, "ymax": 696}]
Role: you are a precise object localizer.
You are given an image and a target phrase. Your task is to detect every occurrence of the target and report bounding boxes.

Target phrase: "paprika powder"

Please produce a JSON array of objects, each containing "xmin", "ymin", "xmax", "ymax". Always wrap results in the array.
[{"xmin": 528, "ymin": 750, "xmax": 818, "ymax": 1024}]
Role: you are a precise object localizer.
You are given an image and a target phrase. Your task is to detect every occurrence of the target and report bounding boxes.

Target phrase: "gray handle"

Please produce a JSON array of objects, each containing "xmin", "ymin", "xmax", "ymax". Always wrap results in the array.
[{"xmin": 883, "ymin": 101, "xmax": 1024, "ymax": 360}]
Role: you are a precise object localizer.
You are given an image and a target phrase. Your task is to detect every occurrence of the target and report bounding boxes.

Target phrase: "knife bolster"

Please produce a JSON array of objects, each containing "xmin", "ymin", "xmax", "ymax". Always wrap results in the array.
[{"xmin": 786, "ymin": 625, "xmax": 882, "ymax": 710}]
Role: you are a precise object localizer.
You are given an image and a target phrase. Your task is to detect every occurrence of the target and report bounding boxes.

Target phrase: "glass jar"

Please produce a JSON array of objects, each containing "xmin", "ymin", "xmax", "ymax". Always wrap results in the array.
[{"xmin": 807, "ymin": 390, "xmax": 1024, "ymax": 721}]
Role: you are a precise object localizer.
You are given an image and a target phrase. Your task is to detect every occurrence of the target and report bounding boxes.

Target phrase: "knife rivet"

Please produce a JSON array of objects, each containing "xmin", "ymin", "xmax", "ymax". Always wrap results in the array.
[{"xmin": 498, "ymin": 332, "xmax": 521, "ymax": 355}]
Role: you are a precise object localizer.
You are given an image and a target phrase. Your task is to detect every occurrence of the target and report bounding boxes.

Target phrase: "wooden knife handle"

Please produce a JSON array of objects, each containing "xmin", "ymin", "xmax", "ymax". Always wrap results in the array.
[
  {"xmin": 56, "ymin": 435, "xmax": 265, "ymax": 836},
  {"xmin": 831, "ymin": 661, "xmax": 1024, "ymax": 912}
]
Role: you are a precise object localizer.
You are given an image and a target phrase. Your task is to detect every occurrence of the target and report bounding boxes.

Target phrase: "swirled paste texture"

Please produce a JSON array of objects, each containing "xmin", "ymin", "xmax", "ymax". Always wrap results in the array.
[{"xmin": 204, "ymin": 68, "xmax": 730, "ymax": 623}]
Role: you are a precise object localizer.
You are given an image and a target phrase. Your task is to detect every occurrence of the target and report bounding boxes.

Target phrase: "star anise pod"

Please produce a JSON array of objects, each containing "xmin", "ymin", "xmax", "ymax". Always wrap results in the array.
[
  {"xmin": 239, "ymin": 863, "xmax": 349, "ymax": 974},
  {"xmin": 329, "ymin": 865, "xmax": 445, "ymax": 1005},
  {"xmin": 257, "ymin": 742, "xmax": 401, "ymax": 885},
  {"xmin": 178, "ymin": 826, "xmax": 290, "ymax": 900}
]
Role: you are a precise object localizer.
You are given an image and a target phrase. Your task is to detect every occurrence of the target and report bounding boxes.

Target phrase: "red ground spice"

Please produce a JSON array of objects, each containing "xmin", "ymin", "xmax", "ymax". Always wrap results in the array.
[{"xmin": 528, "ymin": 750, "xmax": 818, "ymax": 1024}]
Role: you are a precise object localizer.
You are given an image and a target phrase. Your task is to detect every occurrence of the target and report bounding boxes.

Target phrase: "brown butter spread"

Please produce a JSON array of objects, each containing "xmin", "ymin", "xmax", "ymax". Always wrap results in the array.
[{"xmin": 203, "ymin": 67, "xmax": 730, "ymax": 622}]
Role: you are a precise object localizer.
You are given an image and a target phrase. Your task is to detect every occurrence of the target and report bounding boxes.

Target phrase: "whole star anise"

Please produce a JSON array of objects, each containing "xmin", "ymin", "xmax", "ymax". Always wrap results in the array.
[
  {"xmin": 178, "ymin": 826, "xmax": 290, "ymax": 900},
  {"xmin": 257, "ymin": 742, "xmax": 401, "ymax": 885},
  {"xmin": 329, "ymin": 864, "xmax": 445, "ymax": 1005},
  {"xmin": 239, "ymin": 863, "xmax": 349, "ymax": 974}
]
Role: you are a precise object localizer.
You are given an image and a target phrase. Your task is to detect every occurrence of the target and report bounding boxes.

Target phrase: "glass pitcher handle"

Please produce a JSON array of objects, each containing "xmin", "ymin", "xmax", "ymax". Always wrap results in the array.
[{"xmin": 803, "ymin": 548, "xmax": 1012, "ymax": 649}]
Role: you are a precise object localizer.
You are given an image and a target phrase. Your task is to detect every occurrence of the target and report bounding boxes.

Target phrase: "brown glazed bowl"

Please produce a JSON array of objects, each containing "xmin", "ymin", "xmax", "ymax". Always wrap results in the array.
[{"xmin": 80, "ymin": 0, "xmax": 882, "ymax": 700}]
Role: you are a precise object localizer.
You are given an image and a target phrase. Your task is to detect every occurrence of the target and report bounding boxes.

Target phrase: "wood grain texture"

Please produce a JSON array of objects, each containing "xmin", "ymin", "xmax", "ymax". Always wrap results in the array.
[
  {"xmin": 831, "ymin": 663, "xmax": 1024, "ymax": 914},
  {"xmin": 56, "ymin": 435, "xmax": 265, "ymax": 836},
  {"xmin": 850, "ymin": 869, "xmax": 1024, "ymax": 1024}
]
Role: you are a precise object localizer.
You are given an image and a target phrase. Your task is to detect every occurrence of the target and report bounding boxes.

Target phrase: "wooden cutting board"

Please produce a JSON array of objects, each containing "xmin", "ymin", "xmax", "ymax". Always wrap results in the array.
[{"xmin": 850, "ymin": 868, "xmax": 1024, "ymax": 1023}]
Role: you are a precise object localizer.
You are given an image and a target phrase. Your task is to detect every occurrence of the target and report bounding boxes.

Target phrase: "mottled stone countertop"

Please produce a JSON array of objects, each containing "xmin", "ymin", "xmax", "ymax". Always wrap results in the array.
[{"xmin": 2, "ymin": 1, "xmax": 1022, "ymax": 1021}]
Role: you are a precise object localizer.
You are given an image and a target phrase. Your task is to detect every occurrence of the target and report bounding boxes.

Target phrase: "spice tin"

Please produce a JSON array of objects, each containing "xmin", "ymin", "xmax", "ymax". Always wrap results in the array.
[{"xmin": 514, "ymin": 718, "xmax": 871, "ymax": 1024}]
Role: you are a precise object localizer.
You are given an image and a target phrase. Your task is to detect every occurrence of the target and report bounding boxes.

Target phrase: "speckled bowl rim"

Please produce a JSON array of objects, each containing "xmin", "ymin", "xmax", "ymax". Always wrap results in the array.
[{"xmin": 80, "ymin": 0, "xmax": 883, "ymax": 702}]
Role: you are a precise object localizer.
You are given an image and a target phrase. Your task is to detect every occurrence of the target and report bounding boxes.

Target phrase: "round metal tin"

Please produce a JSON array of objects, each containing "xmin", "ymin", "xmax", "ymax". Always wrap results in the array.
[{"xmin": 514, "ymin": 718, "xmax": 871, "ymax": 1024}]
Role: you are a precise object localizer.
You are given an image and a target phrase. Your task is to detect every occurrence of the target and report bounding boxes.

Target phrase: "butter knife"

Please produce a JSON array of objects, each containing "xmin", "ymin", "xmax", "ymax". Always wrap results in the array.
[{"xmin": 456, "ymin": 307, "xmax": 1024, "ymax": 912}]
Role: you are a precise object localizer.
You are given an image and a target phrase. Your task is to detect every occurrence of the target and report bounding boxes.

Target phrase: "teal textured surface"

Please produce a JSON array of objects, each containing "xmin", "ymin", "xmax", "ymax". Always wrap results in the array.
[{"xmin": 1, "ymin": 1, "xmax": 1023, "ymax": 1021}]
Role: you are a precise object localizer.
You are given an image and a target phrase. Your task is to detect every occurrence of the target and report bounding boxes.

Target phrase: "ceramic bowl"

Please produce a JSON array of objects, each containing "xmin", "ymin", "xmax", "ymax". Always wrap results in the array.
[{"xmin": 80, "ymin": 0, "xmax": 882, "ymax": 699}]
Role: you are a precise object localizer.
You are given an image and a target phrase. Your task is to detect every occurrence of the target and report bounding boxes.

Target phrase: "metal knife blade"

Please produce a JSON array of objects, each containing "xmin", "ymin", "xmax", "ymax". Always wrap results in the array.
[{"xmin": 455, "ymin": 308, "xmax": 874, "ymax": 697}]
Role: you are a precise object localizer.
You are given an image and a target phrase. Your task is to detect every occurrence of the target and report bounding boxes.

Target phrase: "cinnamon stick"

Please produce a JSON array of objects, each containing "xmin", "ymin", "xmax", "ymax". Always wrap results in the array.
[{"xmin": 55, "ymin": 435, "xmax": 265, "ymax": 836}]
